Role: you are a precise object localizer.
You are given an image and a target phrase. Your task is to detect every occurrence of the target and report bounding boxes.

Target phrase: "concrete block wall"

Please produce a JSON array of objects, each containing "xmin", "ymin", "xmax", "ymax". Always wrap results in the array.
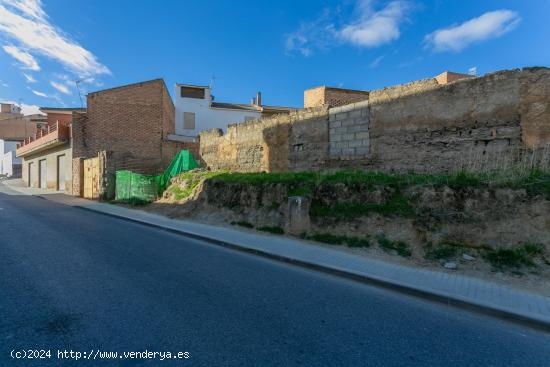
[{"xmin": 328, "ymin": 103, "xmax": 370, "ymax": 159}]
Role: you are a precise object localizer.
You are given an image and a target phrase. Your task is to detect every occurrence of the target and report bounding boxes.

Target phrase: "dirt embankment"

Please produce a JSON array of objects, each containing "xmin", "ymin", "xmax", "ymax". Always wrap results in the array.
[{"xmin": 142, "ymin": 171, "xmax": 550, "ymax": 295}]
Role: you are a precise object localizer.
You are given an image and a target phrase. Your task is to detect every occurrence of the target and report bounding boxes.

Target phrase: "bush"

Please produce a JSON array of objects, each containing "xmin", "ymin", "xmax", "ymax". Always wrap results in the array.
[
  {"xmin": 376, "ymin": 234, "xmax": 411, "ymax": 257},
  {"xmin": 308, "ymin": 233, "xmax": 370, "ymax": 248},
  {"xmin": 257, "ymin": 226, "xmax": 285, "ymax": 235}
]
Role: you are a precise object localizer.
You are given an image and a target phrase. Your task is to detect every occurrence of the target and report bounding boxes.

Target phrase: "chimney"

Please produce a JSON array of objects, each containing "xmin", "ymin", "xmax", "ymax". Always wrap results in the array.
[{"xmin": 256, "ymin": 91, "xmax": 262, "ymax": 107}]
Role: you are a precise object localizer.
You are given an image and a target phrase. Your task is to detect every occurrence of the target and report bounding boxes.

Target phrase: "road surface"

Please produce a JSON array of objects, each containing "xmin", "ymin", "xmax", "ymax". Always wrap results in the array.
[{"xmin": 1, "ymin": 187, "xmax": 549, "ymax": 366}]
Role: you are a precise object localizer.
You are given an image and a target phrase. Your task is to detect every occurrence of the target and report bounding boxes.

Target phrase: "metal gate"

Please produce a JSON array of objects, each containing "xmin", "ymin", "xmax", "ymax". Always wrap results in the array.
[
  {"xmin": 83, "ymin": 157, "xmax": 100, "ymax": 199},
  {"xmin": 57, "ymin": 154, "xmax": 66, "ymax": 191},
  {"xmin": 39, "ymin": 159, "xmax": 47, "ymax": 188}
]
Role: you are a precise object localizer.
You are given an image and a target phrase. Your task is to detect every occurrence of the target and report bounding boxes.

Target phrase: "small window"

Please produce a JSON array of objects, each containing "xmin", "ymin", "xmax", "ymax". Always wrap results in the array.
[
  {"xmin": 293, "ymin": 143, "xmax": 304, "ymax": 152},
  {"xmin": 181, "ymin": 87, "xmax": 205, "ymax": 99},
  {"xmin": 183, "ymin": 112, "xmax": 196, "ymax": 130}
]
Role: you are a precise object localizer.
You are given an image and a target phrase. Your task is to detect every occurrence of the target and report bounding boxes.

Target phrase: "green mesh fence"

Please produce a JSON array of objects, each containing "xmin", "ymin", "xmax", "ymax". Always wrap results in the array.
[{"xmin": 115, "ymin": 150, "xmax": 199, "ymax": 202}]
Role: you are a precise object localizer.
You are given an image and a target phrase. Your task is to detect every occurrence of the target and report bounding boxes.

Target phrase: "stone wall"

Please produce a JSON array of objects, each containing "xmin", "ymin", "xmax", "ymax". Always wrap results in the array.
[
  {"xmin": 200, "ymin": 107, "xmax": 329, "ymax": 172},
  {"xmin": 199, "ymin": 67, "xmax": 550, "ymax": 174}
]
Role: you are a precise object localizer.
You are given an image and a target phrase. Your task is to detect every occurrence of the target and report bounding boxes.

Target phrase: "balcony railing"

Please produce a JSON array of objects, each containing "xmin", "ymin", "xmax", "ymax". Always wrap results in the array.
[{"xmin": 16, "ymin": 122, "xmax": 70, "ymax": 157}]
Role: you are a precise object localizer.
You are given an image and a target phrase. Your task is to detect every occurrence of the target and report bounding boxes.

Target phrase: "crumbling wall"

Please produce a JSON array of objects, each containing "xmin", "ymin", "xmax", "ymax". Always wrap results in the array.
[
  {"xmin": 200, "ymin": 107, "xmax": 328, "ymax": 172},
  {"xmin": 199, "ymin": 67, "xmax": 550, "ymax": 173}
]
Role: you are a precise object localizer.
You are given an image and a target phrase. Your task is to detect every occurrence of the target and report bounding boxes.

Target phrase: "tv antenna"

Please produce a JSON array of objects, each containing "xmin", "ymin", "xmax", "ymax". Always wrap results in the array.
[{"xmin": 74, "ymin": 80, "xmax": 84, "ymax": 107}]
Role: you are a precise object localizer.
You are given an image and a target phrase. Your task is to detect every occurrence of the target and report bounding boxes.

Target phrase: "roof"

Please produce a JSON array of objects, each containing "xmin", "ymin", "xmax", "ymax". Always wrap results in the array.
[
  {"xmin": 88, "ymin": 78, "xmax": 166, "ymax": 96},
  {"xmin": 306, "ymin": 85, "xmax": 370, "ymax": 95},
  {"xmin": 176, "ymin": 83, "xmax": 209, "ymax": 89},
  {"xmin": 211, "ymin": 102, "xmax": 260, "ymax": 112},
  {"xmin": 39, "ymin": 107, "xmax": 86, "ymax": 114}
]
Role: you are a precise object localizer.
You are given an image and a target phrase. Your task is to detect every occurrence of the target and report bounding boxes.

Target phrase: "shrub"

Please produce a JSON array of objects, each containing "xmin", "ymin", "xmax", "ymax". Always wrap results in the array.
[
  {"xmin": 231, "ymin": 221, "xmax": 254, "ymax": 229},
  {"xmin": 308, "ymin": 233, "xmax": 370, "ymax": 248},
  {"xmin": 257, "ymin": 226, "xmax": 285, "ymax": 235},
  {"xmin": 376, "ymin": 234, "xmax": 411, "ymax": 257}
]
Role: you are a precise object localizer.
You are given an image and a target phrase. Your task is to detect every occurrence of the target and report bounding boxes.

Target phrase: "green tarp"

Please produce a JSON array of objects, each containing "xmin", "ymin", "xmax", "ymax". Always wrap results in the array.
[{"xmin": 115, "ymin": 150, "xmax": 199, "ymax": 202}]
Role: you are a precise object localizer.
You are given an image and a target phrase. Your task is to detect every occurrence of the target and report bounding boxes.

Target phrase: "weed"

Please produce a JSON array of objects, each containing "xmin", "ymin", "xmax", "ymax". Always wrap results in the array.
[
  {"xmin": 269, "ymin": 201, "xmax": 281, "ymax": 210},
  {"xmin": 376, "ymin": 234, "xmax": 412, "ymax": 257},
  {"xmin": 231, "ymin": 221, "xmax": 254, "ymax": 229},
  {"xmin": 308, "ymin": 233, "xmax": 370, "ymax": 248},
  {"xmin": 482, "ymin": 243, "xmax": 546, "ymax": 271},
  {"xmin": 310, "ymin": 192, "xmax": 415, "ymax": 219},
  {"xmin": 288, "ymin": 186, "xmax": 312, "ymax": 197},
  {"xmin": 424, "ymin": 241, "xmax": 464, "ymax": 260},
  {"xmin": 257, "ymin": 226, "xmax": 285, "ymax": 235}
]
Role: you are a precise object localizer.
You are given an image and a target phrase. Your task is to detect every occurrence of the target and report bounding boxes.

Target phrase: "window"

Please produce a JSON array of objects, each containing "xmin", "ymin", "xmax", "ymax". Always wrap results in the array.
[
  {"xmin": 181, "ymin": 87, "xmax": 205, "ymax": 99},
  {"xmin": 183, "ymin": 112, "xmax": 196, "ymax": 130}
]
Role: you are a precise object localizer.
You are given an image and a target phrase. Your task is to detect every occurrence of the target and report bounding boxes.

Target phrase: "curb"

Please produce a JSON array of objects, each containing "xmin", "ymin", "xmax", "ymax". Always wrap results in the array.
[{"xmin": 61, "ymin": 202, "xmax": 550, "ymax": 333}]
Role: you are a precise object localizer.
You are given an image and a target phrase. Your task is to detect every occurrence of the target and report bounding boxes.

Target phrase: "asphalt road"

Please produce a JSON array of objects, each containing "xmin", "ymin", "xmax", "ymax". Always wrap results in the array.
[{"xmin": 1, "ymin": 188, "xmax": 549, "ymax": 366}]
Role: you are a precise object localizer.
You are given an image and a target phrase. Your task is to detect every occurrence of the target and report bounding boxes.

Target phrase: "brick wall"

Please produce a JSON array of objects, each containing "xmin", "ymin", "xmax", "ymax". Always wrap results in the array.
[
  {"xmin": 199, "ymin": 67, "xmax": 550, "ymax": 174},
  {"xmin": 304, "ymin": 86, "xmax": 369, "ymax": 108},
  {"xmin": 46, "ymin": 112, "xmax": 73, "ymax": 127}
]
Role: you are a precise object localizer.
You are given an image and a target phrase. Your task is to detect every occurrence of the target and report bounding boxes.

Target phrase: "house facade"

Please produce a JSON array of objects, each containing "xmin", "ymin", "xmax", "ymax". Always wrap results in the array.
[
  {"xmin": 174, "ymin": 84, "xmax": 298, "ymax": 138},
  {"xmin": 16, "ymin": 79, "xmax": 196, "ymax": 197},
  {"xmin": 16, "ymin": 107, "xmax": 81, "ymax": 190}
]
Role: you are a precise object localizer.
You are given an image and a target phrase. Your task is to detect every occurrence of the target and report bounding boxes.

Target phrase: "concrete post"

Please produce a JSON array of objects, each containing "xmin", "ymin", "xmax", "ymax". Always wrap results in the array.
[{"xmin": 286, "ymin": 196, "xmax": 311, "ymax": 235}]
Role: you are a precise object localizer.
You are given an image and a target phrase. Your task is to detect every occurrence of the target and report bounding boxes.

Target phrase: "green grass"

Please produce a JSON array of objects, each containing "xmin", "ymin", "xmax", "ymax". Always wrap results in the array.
[
  {"xmin": 288, "ymin": 186, "xmax": 313, "ymax": 197},
  {"xmin": 230, "ymin": 221, "xmax": 254, "ymax": 229},
  {"xmin": 308, "ymin": 233, "xmax": 371, "ymax": 248},
  {"xmin": 376, "ymin": 234, "xmax": 412, "ymax": 257},
  {"xmin": 169, "ymin": 171, "xmax": 224, "ymax": 200},
  {"xmin": 482, "ymin": 243, "xmax": 546, "ymax": 270},
  {"xmin": 257, "ymin": 226, "xmax": 285, "ymax": 235},
  {"xmin": 310, "ymin": 192, "xmax": 415, "ymax": 219},
  {"xmin": 424, "ymin": 241, "xmax": 464, "ymax": 260},
  {"xmin": 181, "ymin": 169, "xmax": 550, "ymax": 196}
]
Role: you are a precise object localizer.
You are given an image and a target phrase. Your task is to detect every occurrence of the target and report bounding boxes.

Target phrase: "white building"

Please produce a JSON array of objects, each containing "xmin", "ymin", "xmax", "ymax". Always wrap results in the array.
[
  {"xmin": 1, "ymin": 103, "xmax": 22, "ymax": 115},
  {"xmin": 0, "ymin": 139, "xmax": 21, "ymax": 177},
  {"xmin": 173, "ymin": 84, "xmax": 298, "ymax": 139}
]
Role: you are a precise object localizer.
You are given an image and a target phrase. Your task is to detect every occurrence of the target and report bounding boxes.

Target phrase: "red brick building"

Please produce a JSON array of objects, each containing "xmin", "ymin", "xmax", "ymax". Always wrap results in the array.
[{"xmin": 17, "ymin": 79, "xmax": 198, "ymax": 198}]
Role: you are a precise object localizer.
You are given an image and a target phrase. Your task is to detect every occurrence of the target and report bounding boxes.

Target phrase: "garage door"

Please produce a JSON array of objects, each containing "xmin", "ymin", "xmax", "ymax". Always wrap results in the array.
[
  {"xmin": 57, "ymin": 155, "xmax": 66, "ymax": 191},
  {"xmin": 39, "ymin": 159, "xmax": 47, "ymax": 189}
]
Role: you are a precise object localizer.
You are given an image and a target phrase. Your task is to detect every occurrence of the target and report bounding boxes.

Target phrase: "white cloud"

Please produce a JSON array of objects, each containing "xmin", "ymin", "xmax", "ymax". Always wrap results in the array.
[
  {"xmin": 0, "ymin": 99, "xmax": 42, "ymax": 115},
  {"xmin": 22, "ymin": 72, "xmax": 36, "ymax": 83},
  {"xmin": 0, "ymin": 0, "xmax": 110, "ymax": 76},
  {"xmin": 369, "ymin": 55, "xmax": 384, "ymax": 68},
  {"xmin": 424, "ymin": 10, "xmax": 521, "ymax": 52},
  {"xmin": 50, "ymin": 80, "xmax": 70, "ymax": 94},
  {"xmin": 284, "ymin": 9, "xmax": 336, "ymax": 57},
  {"xmin": 31, "ymin": 89, "xmax": 47, "ymax": 97},
  {"xmin": 2, "ymin": 44, "xmax": 39, "ymax": 70},
  {"xmin": 20, "ymin": 102, "xmax": 40, "ymax": 115},
  {"xmin": 339, "ymin": 0, "xmax": 411, "ymax": 47},
  {"xmin": 285, "ymin": 1, "xmax": 411, "ymax": 56}
]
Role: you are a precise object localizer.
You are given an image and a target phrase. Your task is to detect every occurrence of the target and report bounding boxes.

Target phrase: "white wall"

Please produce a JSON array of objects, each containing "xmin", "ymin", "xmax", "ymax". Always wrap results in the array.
[
  {"xmin": 0, "ymin": 139, "xmax": 19, "ymax": 176},
  {"xmin": 2, "ymin": 151, "xmax": 13, "ymax": 176},
  {"xmin": 174, "ymin": 85, "xmax": 260, "ymax": 136}
]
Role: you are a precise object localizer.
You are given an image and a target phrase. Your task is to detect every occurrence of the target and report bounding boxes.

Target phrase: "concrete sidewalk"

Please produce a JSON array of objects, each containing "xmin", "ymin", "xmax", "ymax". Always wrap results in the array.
[{"xmin": 2, "ymin": 178, "xmax": 550, "ymax": 331}]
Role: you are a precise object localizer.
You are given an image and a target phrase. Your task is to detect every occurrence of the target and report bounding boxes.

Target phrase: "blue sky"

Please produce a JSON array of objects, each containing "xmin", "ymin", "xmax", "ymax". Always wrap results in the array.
[{"xmin": 0, "ymin": 0, "xmax": 549, "ymax": 114}]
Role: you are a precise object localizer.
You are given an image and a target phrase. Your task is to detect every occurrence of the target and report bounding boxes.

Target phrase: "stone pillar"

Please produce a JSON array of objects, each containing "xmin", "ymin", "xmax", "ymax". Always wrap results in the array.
[{"xmin": 285, "ymin": 196, "xmax": 311, "ymax": 235}]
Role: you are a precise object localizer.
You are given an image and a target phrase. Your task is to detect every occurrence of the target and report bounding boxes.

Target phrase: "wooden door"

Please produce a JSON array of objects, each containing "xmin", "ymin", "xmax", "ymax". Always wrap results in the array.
[{"xmin": 83, "ymin": 157, "xmax": 100, "ymax": 199}]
